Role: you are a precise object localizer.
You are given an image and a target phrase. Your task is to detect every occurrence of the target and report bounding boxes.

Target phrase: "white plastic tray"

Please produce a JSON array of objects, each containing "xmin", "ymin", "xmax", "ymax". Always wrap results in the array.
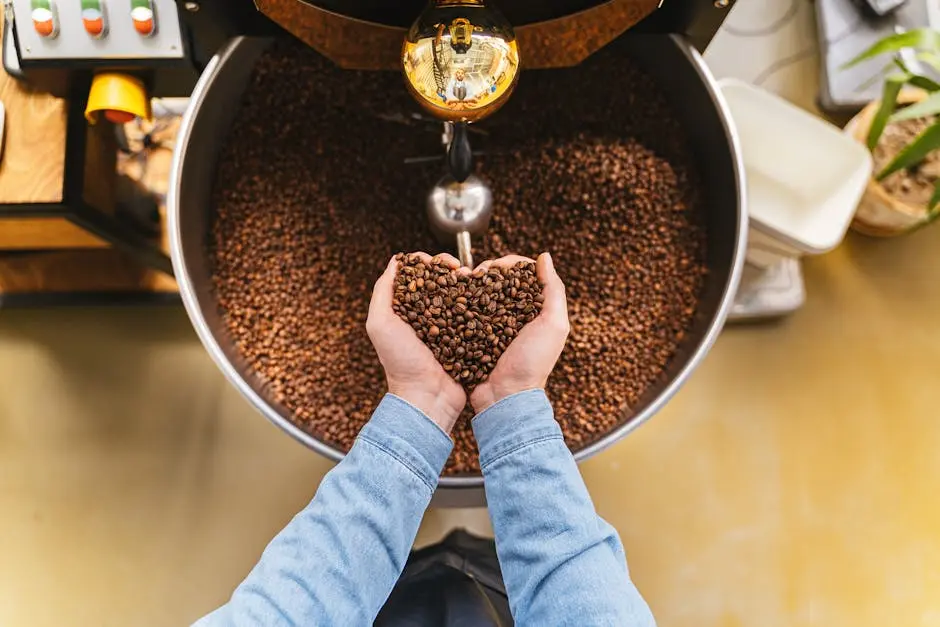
[{"xmin": 719, "ymin": 79, "xmax": 872, "ymax": 262}]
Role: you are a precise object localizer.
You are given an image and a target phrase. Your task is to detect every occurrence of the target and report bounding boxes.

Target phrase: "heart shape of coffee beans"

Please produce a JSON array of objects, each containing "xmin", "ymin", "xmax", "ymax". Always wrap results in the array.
[{"xmin": 392, "ymin": 253, "xmax": 544, "ymax": 388}]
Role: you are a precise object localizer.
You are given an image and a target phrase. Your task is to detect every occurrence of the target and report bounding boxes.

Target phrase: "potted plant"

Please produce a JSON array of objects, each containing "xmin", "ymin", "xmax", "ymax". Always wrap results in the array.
[{"xmin": 844, "ymin": 28, "xmax": 940, "ymax": 236}]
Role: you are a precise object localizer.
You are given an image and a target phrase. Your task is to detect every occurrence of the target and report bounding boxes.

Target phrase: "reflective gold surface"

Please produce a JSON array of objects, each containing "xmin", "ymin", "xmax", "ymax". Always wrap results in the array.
[{"xmin": 402, "ymin": 0, "xmax": 519, "ymax": 122}]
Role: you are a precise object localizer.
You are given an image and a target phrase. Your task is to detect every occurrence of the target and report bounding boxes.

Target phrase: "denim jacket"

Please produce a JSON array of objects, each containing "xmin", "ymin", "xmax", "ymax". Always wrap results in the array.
[{"xmin": 194, "ymin": 390, "xmax": 655, "ymax": 626}]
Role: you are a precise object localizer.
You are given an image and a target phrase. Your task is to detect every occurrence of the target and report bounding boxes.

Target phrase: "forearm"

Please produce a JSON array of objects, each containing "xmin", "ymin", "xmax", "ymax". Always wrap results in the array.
[
  {"xmin": 195, "ymin": 394, "xmax": 453, "ymax": 627},
  {"xmin": 473, "ymin": 390, "xmax": 654, "ymax": 626}
]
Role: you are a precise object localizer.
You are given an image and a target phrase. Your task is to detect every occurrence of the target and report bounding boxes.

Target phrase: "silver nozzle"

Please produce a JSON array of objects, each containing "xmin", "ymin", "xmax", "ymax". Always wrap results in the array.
[{"xmin": 426, "ymin": 174, "xmax": 493, "ymax": 268}]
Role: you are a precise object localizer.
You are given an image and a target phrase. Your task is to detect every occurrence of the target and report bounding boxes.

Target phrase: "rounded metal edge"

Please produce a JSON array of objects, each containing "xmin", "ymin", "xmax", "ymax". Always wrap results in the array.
[
  {"xmin": 167, "ymin": 36, "xmax": 348, "ymax": 467},
  {"xmin": 166, "ymin": 34, "xmax": 748, "ymax": 493},
  {"xmin": 571, "ymin": 34, "xmax": 750, "ymax": 462}
]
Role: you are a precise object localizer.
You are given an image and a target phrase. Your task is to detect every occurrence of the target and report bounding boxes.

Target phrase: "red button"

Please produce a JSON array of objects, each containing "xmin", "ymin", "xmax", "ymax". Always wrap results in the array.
[
  {"xmin": 33, "ymin": 19, "xmax": 55, "ymax": 36},
  {"xmin": 83, "ymin": 16, "xmax": 105, "ymax": 37},
  {"xmin": 31, "ymin": 5, "xmax": 58, "ymax": 38},
  {"xmin": 103, "ymin": 110, "xmax": 135, "ymax": 124},
  {"xmin": 132, "ymin": 17, "xmax": 154, "ymax": 36},
  {"xmin": 130, "ymin": 4, "xmax": 155, "ymax": 37}
]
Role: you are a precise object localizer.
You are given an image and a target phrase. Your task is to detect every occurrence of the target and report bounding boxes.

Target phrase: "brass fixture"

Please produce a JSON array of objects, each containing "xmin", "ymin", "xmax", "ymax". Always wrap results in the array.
[{"xmin": 401, "ymin": 0, "xmax": 520, "ymax": 123}]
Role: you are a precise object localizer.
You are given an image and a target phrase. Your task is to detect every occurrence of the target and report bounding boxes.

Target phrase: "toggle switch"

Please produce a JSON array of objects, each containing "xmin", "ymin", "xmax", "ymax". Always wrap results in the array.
[
  {"xmin": 30, "ymin": 0, "xmax": 59, "ymax": 38},
  {"xmin": 130, "ymin": 0, "xmax": 155, "ymax": 37},
  {"xmin": 81, "ymin": 0, "xmax": 107, "ymax": 38}
]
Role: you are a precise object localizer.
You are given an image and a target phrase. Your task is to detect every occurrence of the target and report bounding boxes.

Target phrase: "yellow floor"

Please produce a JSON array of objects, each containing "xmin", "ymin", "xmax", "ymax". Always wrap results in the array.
[{"xmin": 2, "ymin": 228, "xmax": 939, "ymax": 626}]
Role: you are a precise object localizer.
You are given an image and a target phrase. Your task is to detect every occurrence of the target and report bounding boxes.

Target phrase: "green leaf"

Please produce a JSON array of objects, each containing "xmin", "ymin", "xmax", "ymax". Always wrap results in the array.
[
  {"xmin": 843, "ymin": 28, "xmax": 940, "ymax": 68},
  {"xmin": 928, "ymin": 179, "xmax": 940, "ymax": 214},
  {"xmin": 876, "ymin": 118, "xmax": 940, "ymax": 180},
  {"xmin": 908, "ymin": 181, "xmax": 940, "ymax": 232},
  {"xmin": 889, "ymin": 91, "xmax": 940, "ymax": 122},
  {"xmin": 893, "ymin": 57, "xmax": 940, "ymax": 91},
  {"xmin": 868, "ymin": 72, "xmax": 910, "ymax": 151},
  {"xmin": 908, "ymin": 75, "xmax": 940, "ymax": 92},
  {"xmin": 893, "ymin": 57, "xmax": 911, "ymax": 73}
]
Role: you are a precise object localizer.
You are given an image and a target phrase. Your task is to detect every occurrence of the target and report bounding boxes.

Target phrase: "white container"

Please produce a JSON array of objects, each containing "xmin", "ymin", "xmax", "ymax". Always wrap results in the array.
[{"xmin": 718, "ymin": 79, "xmax": 872, "ymax": 267}]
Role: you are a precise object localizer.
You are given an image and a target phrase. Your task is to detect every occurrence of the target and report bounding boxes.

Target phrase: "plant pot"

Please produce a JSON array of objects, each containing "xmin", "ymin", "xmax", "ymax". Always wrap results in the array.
[{"xmin": 846, "ymin": 92, "xmax": 933, "ymax": 237}]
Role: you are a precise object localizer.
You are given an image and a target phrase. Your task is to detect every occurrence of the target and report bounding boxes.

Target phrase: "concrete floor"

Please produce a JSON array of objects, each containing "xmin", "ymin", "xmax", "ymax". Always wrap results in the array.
[{"xmin": 0, "ymin": 306, "xmax": 491, "ymax": 624}]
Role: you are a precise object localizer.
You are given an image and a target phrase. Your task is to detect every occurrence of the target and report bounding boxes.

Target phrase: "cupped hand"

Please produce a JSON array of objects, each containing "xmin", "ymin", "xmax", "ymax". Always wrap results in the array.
[
  {"xmin": 367, "ymin": 252, "xmax": 467, "ymax": 433},
  {"xmin": 470, "ymin": 252, "xmax": 569, "ymax": 413}
]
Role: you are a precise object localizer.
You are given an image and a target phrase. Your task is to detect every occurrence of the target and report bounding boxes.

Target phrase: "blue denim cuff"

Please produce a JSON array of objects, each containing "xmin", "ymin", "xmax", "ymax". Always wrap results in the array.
[
  {"xmin": 471, "ymin": 389, "xmax": 563, "ymax": 471},
  {"xmin": 358, "ymin": 394, "xmax": 454, "ymax": 490}
]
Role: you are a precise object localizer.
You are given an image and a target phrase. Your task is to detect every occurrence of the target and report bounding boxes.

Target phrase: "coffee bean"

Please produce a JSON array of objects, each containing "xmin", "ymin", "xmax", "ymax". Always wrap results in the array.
[
  {"xmin": 393, "ymin": 254, "xmax": 540, "ymax": 388},
  {"xmin": 209, "ymin": 38, "xmax": 707, "ymax": 476}
]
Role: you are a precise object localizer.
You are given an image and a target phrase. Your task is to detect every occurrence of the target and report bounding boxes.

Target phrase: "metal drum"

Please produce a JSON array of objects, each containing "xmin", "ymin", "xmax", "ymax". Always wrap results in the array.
[{"xmin": 168, "ymin": 35, "xmax": 747, "ymax": 507}]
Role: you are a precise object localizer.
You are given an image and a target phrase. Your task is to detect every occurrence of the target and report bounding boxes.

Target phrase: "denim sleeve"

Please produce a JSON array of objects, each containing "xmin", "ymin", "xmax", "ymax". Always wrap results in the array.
[
  {"xmin": 472, "ymin": 389, "xmax": 656, "ymax": 627},
  {"xmin": 193, "ymin": 394, "xmax": 453, "ymax": 627}
]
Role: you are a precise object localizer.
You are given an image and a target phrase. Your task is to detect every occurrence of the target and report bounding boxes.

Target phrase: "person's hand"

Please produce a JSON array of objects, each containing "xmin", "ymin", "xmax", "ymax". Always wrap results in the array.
[
  {"xmin": 470, "ymin": 252, "xmax": 569, "ymax": 413},
  {"xmin": 367, "ymin": 252, "xmax": 467, "ymax": 433}
]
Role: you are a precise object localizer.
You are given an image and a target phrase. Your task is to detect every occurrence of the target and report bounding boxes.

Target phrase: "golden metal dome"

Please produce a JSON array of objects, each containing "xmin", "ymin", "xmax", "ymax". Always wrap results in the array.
[{"xmin": 402, "ymin": 0, "xmax": 520, "ymax": 123}]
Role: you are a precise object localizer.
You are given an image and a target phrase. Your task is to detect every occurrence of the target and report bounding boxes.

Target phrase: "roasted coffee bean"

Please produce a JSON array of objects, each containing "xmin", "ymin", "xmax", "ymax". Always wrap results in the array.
[
  {"xmin": 209, "ymin": 38, "xmax": 707, "ymax": 476},
  {"xmin": 393, "ymin": 254, "xmax": 540, "ymax": 387}
]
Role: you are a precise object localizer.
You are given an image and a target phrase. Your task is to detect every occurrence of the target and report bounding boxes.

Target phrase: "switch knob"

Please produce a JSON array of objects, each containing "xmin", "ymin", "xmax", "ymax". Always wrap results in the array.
[
  {"xmin": 130, "ymin": 0, "xmax": 155, "ymax": 36},
  {"xmin": 81, "ymin": 0, "xmax": 107, "ymax": 38},
  {"xmin": 30, "ymin": 0, "xmax": 58, "ymax": 38}
]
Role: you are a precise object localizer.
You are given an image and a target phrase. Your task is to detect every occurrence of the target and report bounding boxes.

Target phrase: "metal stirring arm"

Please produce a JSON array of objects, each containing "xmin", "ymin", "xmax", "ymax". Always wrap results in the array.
[
  {"xmin": 426, "ymin": 122, "xmax": 492, "ymax": 267},
  {"xmin": 448, "ymin": 122, "xmax": 473, "ymax": 184},
  {"xmin": 448, "ymin": 123, "xmax": 476, "ymax": 266},
  {"xmin": 455, "ymin": 231, "xmax": 474, "ymax": 268},
  {"xmin": 427, "ymin": 174, "xmax": 492, "ymax": 268}
]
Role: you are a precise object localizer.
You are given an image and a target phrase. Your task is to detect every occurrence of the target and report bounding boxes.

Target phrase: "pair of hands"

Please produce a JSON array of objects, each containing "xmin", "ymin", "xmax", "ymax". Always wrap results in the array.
[{"xmin": 367, "ymin": 252, "xmax": 570, "ymax": 433}]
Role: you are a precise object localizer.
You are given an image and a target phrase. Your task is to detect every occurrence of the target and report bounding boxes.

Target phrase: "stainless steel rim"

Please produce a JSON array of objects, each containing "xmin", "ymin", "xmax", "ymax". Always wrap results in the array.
[
  {"xmin": 168, "ymin": 35, "xmax": 747, "ymax": 491},
  {"xmin": 169, "ymin": 38, "xmax": 351, "ymax": 469},
  {"xmin": 572, "ymin": 36, "xmax": 749, "ymax": 462}
]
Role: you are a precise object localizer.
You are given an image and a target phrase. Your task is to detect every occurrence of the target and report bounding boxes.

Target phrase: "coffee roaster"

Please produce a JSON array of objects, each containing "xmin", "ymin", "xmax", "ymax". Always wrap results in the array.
[{"xmin": 163, "ymin": 0, "xmax": 747, "ymax": 506}]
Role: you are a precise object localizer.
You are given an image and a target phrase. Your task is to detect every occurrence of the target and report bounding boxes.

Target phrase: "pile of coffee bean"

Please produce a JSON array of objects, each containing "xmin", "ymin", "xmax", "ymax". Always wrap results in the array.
[
  {"xmin": 210, "ymin": 38, "xmax": 708, "ymax": 474},
  {"xmin": 392, "ymin": 254, "xmax": 542, "ymax": 387}
]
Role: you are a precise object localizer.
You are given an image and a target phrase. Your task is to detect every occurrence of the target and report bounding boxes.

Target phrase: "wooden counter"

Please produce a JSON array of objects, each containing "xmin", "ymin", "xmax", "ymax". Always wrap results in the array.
[
  {"xmin": 0, "ymin": 58, "xmax": 114, "ymax": 250},
  {"xmin": 0, "ymin": 46, "xmax": 66, "ymax": 205},
  {"xmin": 0, "ymin": 20, "xmax": 178, "ymax": 302}
]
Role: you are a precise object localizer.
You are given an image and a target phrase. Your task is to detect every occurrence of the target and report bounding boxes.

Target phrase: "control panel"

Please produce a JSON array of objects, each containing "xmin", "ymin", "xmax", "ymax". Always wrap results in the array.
[{"xmin": 11, "ymin": 0, "xmax": 184, "ymax": 62}]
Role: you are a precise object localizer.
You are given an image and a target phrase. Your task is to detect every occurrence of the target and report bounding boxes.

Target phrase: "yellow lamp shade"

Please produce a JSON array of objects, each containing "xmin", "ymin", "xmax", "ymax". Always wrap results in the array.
[{"xmin": 85, "ymin": 73, "xmax": 151, "ymax": 124}]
